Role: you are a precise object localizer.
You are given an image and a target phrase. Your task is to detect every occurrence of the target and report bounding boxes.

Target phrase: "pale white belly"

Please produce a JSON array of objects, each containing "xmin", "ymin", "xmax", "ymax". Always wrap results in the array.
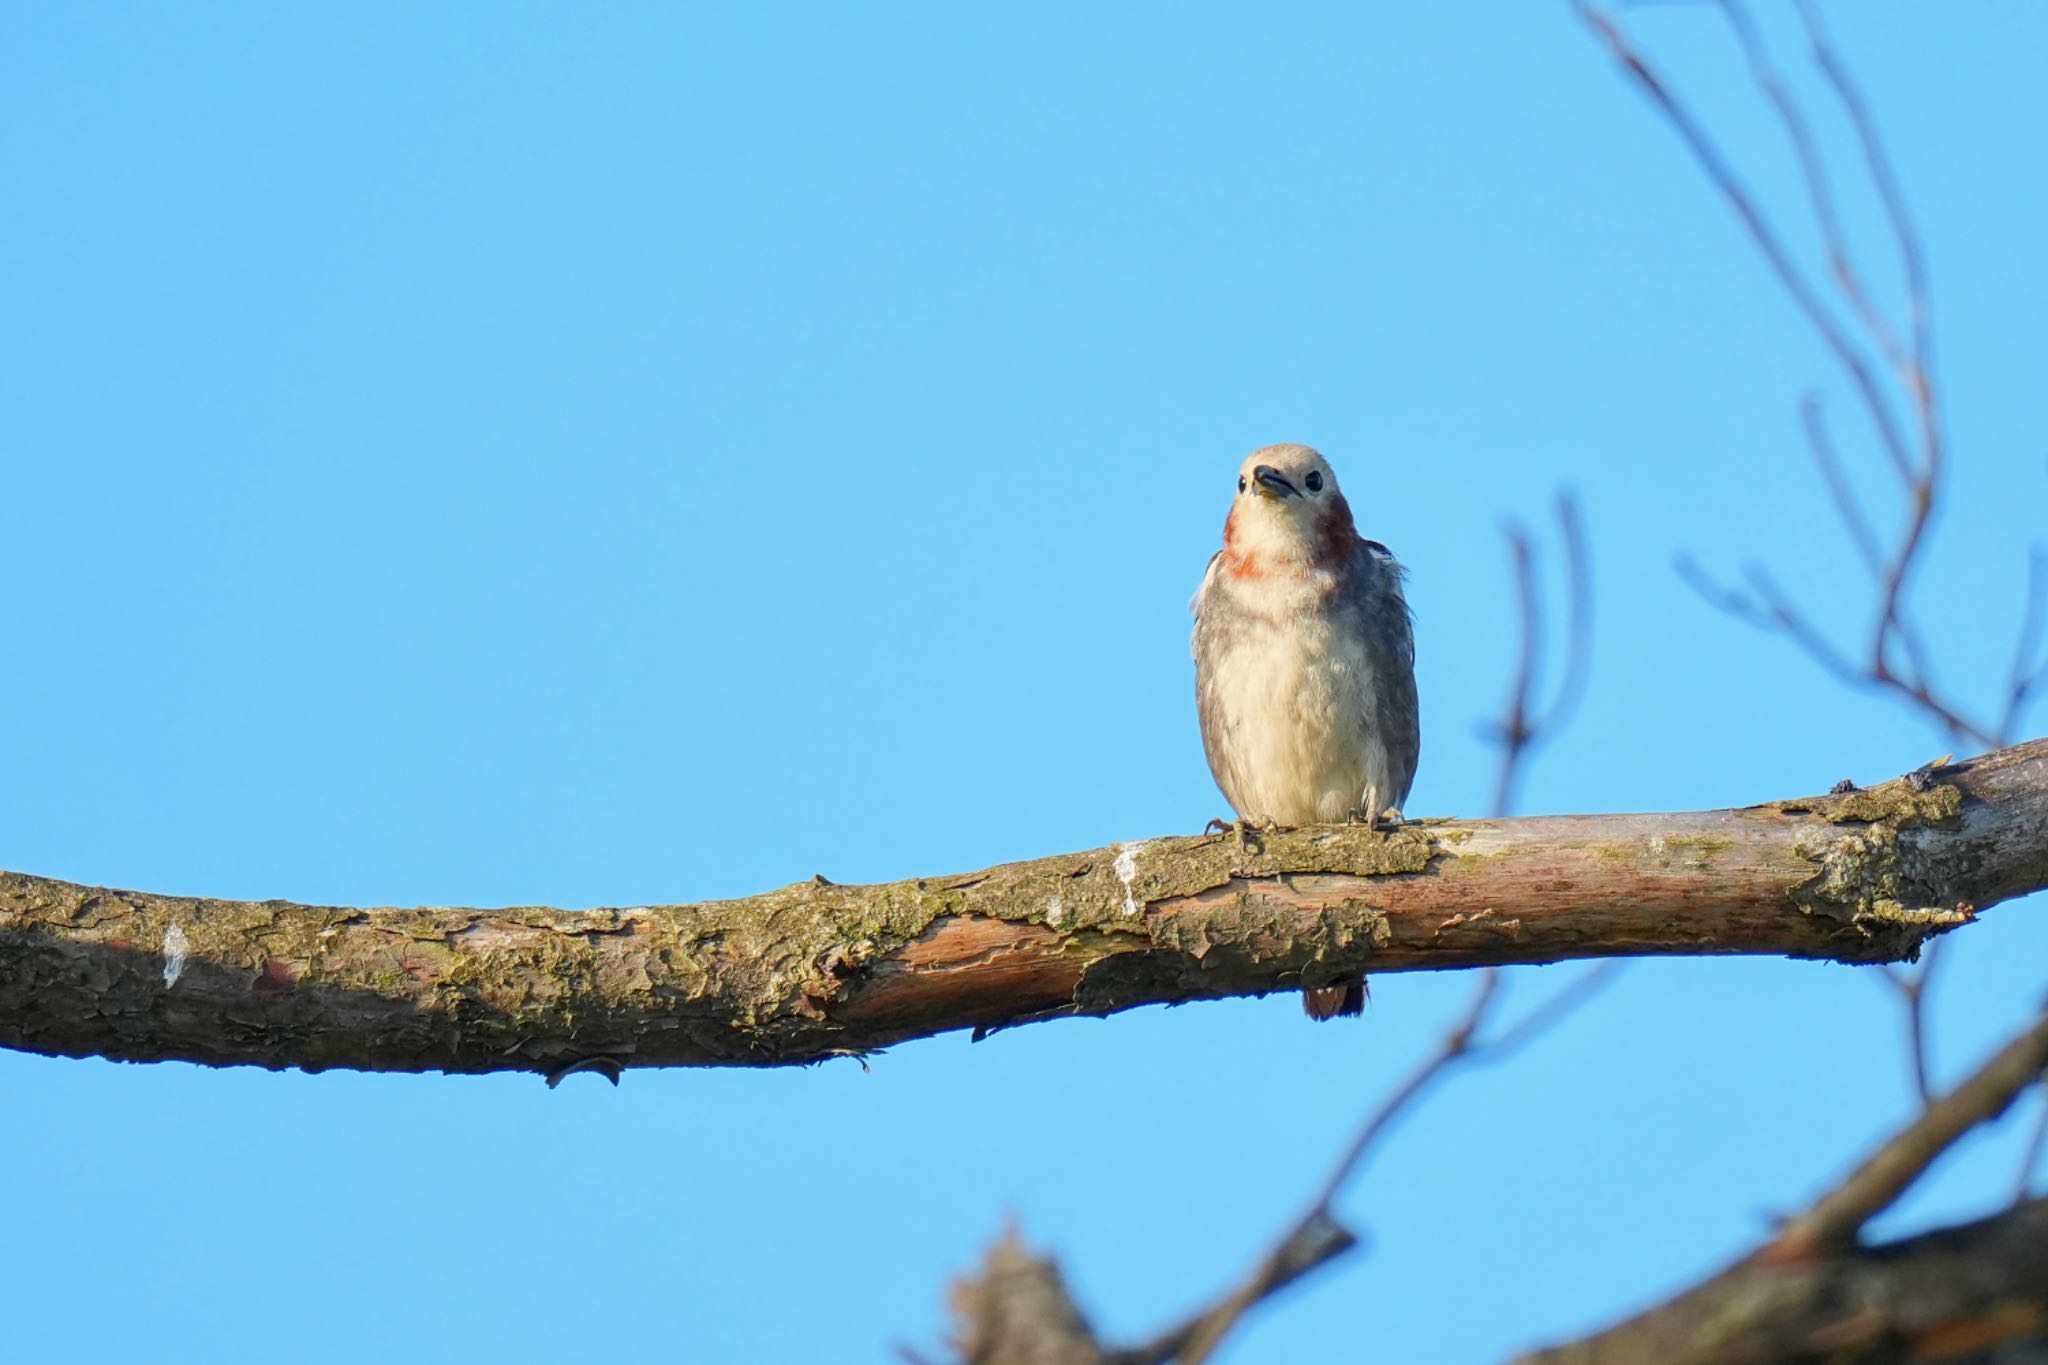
[{"xmin": 1201, "ymin": 615, "xmax": 1394, "ymax": 826}]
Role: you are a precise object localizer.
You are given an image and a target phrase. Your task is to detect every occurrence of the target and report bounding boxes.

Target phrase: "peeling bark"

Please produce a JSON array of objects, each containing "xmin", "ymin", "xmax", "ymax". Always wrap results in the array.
[{"xmin": 2, "ymin": 740, "xmax": 2043, "ymax": 1074}]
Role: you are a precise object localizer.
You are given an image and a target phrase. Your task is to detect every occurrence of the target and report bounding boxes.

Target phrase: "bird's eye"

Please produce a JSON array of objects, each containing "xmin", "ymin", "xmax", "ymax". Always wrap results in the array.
[
  {"xmin": 1305, "ymin": 471, "xmax": 1324, "ymax": 493},
  {"xmin": 1237, "ymin": 476, "xmax": 1247, "ymax": 493}
]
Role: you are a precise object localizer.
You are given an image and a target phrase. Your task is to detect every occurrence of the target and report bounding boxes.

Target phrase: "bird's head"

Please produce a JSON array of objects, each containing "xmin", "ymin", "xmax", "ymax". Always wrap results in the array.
[{"xmin": 1220, "ymin": 443, "xmax": 1356, "ymax": 578}]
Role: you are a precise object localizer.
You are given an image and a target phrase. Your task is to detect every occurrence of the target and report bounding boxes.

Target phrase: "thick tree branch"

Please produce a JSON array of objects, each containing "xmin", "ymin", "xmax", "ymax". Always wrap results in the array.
[
  {"xmin": 1773, "ymin": 1009, "xmax": 2048, "ymax": 1257},
  {"xmin": 1522, "ymin": 1006, "xmax": 2048, "ymax": 1364},
  {"xmin": 3, "ymin": 739, "xmax": 2044, "ymax": 1075},
  {"xmin": 1519, "ymin": 1196, "xmax": 2048, "ymax": 1365}
]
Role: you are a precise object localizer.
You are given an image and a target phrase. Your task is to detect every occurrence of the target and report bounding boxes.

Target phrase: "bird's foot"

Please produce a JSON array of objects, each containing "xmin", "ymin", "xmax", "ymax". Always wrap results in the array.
[
  {"xmin": 1202, "ymin": 816, "xmax": 1251, "ymax": 852},
  {"xmin": 1352, "ymin": 784, "xmax": 1387, "ymax": 833},
  {"xmin": 1202, "ymin": 817, "xmax": 1276, "ymax": 854}
]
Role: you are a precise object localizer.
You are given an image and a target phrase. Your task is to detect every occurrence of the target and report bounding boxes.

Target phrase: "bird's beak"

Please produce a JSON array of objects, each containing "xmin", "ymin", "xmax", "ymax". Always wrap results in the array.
[{"xmin": 1252, "ymin": 465, "xmax": 1298, "ymax": 499}]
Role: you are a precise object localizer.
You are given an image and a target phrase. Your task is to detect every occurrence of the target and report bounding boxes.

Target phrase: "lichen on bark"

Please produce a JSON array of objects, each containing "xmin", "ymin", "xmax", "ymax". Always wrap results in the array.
[
  {"xmin": 1, "ymin": 740, "xmax": 2042, "ymax": 1073},
  {"xmin": 1775, "ymin": 776, "xmax": 1974, "ymax": 951}
]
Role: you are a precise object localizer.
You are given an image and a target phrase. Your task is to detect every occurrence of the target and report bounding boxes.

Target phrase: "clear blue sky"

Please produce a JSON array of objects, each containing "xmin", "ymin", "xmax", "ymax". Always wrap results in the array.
[{"xmin": 4, "ymin": 5, "xmax": 2044, "ymax": 1361}]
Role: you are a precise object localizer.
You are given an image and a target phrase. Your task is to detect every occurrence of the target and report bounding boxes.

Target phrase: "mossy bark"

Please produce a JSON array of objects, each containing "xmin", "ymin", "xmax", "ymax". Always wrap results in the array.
[{"xmin": 2, "ymin": 739, "xmax": 2043, "ymax": 1075}]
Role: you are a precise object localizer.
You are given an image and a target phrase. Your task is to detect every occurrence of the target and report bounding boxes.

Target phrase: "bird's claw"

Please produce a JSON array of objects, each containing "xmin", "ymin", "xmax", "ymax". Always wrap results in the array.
[{"xmin": 1203, "ymin": 816, "xmax": 1246, "ymax": 850}]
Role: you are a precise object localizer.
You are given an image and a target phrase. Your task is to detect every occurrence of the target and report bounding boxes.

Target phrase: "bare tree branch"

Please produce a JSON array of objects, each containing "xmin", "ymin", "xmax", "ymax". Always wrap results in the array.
[
  {"xmin": 6, "ymin": 740, "xmax": 2038, "ymax": 1074},
  {"xmin": 1143, "ymin": 974, "xmax": 1507, "ymax": 1365},
  {"xmin": 1111, "ymin": 1213, "xmax": 1356, "ymax": 1365},
  {"xmin": 1875, "ymin": 936, "xmax": 1944, "ymax": 1110},
  {"xmin": 1715, "ymin": 0, "xmax": 1909, "ymax": 378},
  {"xmin": 1576, "ymin": 0, "xmax": 2043, "ymax": 754},
  {"xmin": 1791, "ymin": 0, "xmax": 1934, "ymax": 414},
  {"xmin": 1519, "ymin": 1195, "xmax": 2048, "ymax": 1364},
  {"xmin": 1773, "ymin": 1008, "xmax": 2048, "ymax": 1256},
  {"xmin": 1800, "ymin": 393, "xmax": 1884, "ymax": 577},
  {"xmin": 2014, "ymin": 1081, "xmax": 2048, "ymax": 1206},
  {"xmin": 1570, "ymin": 0, "xmax": 1917, "ymax": 483},
  {"xmin": 1522, "ymin": 1009, "xmax": 2048, "ymax": 1363},
  {"xmin": 1488, "ymin": 492, "xmax": 1593, "ymax": 820},
  {"xmin": 1114, "ymin": 963, "xmax": 1620, "ymax": 1365},
  {"xmin": 1527, "ymin": 11, "xmax": 2048, "ymax": 1360},
  {"xmin": 2004, "ymin": 545, "xmax": 2048, "ymax": 742}
]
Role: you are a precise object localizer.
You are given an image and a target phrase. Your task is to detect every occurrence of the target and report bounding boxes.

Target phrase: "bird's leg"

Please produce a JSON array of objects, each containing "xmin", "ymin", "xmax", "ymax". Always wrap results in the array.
[
  {"xmin": 1204, "ymin": 816, "xmax": 1256, "ymax": 852},
  {"xmin": 1349, "ymin": 785, "xmax": 1406, "ymax": 831},
  {"xmin": 1203, "ymin": 816, "xmax": 1256, "ymax": 854},
  {"xmin": 1232, "ymin": 818, "xmax": 1281, "ymax": 854}
]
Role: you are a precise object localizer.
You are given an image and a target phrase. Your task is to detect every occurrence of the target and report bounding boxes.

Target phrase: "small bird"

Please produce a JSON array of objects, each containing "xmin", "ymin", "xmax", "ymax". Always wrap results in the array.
[{"xmin": 1192, "ymin": 444, "xmax": 1420, "ymax": 1020}]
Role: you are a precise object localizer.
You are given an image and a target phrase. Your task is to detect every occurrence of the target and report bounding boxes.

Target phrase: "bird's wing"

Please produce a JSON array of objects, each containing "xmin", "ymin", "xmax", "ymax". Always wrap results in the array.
[
  {"xmin": 1343, "ymin": 536, "xmax": 1422, "ymax": 805},
  {"xmin": 1189, "ymin": 550, "xmax": 1224, "ymax": 620},
  {"xmin": 1189, "ymin": 551, "xmax": 1242, "ymax": 813}
]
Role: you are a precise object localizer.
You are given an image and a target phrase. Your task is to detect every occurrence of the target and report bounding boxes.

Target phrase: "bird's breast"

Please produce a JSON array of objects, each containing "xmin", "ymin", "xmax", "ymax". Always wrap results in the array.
[{"xmin": 1195, "ymin": 588, "xmax": 1391, "ymax": 826}]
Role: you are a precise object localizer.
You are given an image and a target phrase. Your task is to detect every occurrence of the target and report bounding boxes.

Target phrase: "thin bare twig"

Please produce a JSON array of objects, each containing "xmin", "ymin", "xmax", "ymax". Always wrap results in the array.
[
  {"xmin": 1784, "ymin": 7, "xmax": 1949, "ymax": 693},
  {"xmin": 1800, "ymin": 393, "xmax": 1884, "ymax": 577},
  {"xmin": 1576, "ymin": 0, "xmax": 2040, "ymax": 753},
  {"xmin": 2001, "ymin": 545, "xmax": 2048, "ymax": 742},
  {"xmin": 1776, "ymin": 0, "xmax": 1947, "ymax": 686},
  {"xmin": 1133, "ymin": 974, "xmax": 1506, "ymax": 1365},
  {"xmin": 1738, "ymin": 565, "xmax": 1869, "ymax": 689},
  {"xmin": 1792, "ymin": 0, "xmax": 1935, "ymax": 427},
  {"xmin": 1773, "ymin": 1008, "xmax": 2048, "ymax": 1255},
  {"xmin": 1132, "ymin": 964, "xmax": 1621, "ymax": 1365},
  {"xmin": 1305, "ymin": 970, "xmax": 1504, "ymax": 1215},
  {"xmin": 1570, "ymin": 0, "xmax": 1915, "ymax": 483},
  {"xmin": 1488, "ymin": 491, "xmax": 1593, "ymax": 818},
  {"xmin": 2012, "ymin": 1080, "xmax": 2048, "ymax": 1207},
  {"xmin": 1715, "ymin": 0, "xmax": 1909, "ymax": 377},
  {"xmin": 1875, "ymin": 935, "xmax": 1945, "ymax": 1110}
]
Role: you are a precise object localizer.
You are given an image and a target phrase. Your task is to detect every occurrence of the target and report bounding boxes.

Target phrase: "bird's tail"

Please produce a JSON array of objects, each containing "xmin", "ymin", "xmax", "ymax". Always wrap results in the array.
[{"xmin": 1302, "ymin": 977, "xmax": 1368, "ymax": 1021}]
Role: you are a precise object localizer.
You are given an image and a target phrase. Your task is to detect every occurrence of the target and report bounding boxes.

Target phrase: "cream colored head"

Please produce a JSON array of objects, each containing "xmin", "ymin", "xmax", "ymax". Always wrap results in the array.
[{"xmin": 1221, "ymin": 443, "xmax": 1355, "ymax": 573}]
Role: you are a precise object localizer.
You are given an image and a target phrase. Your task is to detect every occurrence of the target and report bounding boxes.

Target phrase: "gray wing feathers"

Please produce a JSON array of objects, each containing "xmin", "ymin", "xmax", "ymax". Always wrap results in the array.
[
  {"xmin": 1190, "ymin": 553, "xmax": 1239, "ymax": 809},
  {"xmin": 1341, "ymin": 539, "xmax": 1421, "ymax": 808}
]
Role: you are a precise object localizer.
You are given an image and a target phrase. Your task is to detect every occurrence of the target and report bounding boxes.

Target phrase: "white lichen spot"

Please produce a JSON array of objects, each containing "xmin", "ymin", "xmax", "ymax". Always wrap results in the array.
[
  {"xmin": 1114, "ymin": 841, "xmax": 1148, "ymax": 917},
  {"xmin": 1045, "ymin": 895, "xmax": 1065, "ymax": 927},
  {"xmin": 162, "ymin": 925, "xmax": 191, "ymax": 989}
]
